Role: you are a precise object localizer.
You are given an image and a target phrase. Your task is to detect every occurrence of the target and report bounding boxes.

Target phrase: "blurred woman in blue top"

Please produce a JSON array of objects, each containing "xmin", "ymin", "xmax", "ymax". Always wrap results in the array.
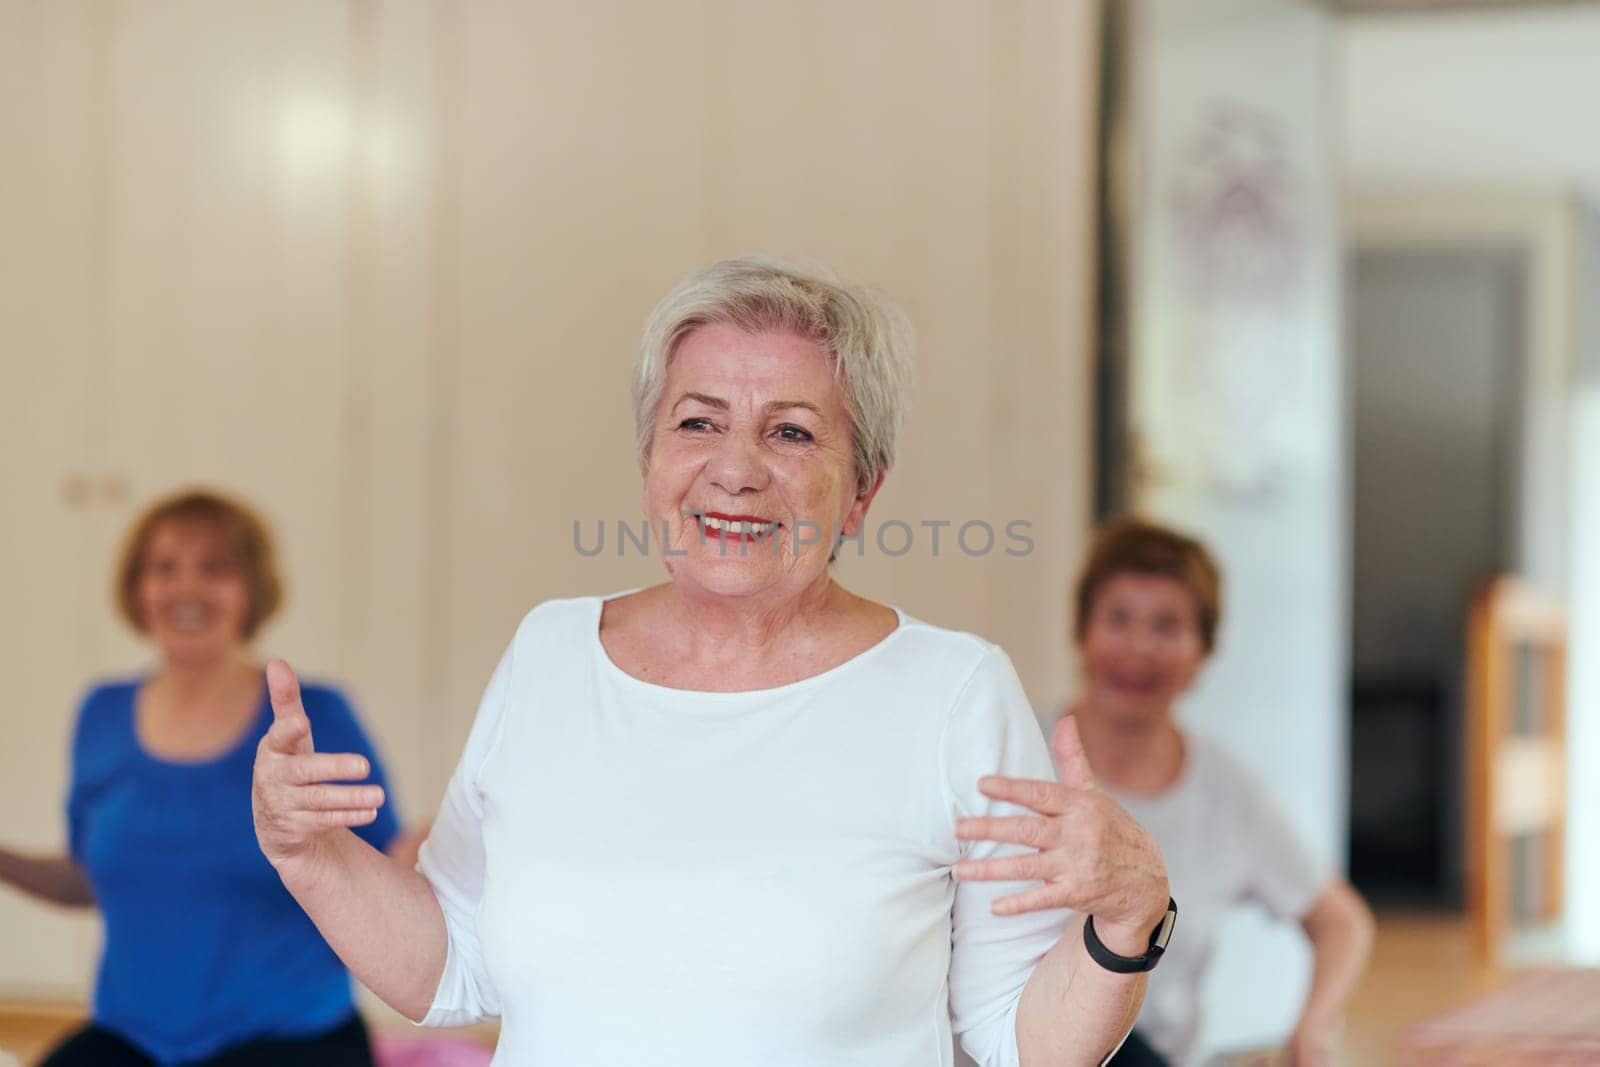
[{"xmin": 0, "ymin": 489, "xmax": 410, "ymax": 1067}]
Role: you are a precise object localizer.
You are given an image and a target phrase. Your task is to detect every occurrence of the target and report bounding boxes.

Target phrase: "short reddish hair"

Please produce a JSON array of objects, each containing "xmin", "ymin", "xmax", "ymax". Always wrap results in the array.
[
  {"xmin": 114, "ymin": 489, "xmax": 283, "ymax": 640},
  {"xmin": 1074, "ymin": 517, "xmax": 1222, "ymax": 652}
]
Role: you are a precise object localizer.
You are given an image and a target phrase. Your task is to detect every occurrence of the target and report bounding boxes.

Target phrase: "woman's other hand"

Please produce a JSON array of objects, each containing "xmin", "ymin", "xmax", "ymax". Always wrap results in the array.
[{"xmin": 953, "ymin": 714, "xmax": 1170, "ymax": 955}]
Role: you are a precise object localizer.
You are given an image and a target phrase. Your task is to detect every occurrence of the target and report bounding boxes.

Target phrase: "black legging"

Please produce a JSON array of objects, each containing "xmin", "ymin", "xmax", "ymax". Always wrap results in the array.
[{"xmin": 37, "ymin": 1012, "xmax": 375, "ymax": 1067}]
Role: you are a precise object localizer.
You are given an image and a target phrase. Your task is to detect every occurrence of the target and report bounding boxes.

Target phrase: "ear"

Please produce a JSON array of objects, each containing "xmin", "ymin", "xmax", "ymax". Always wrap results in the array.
[{"xmin": 839, "ymin": 469, "xmax": 887, "ymax": 537}]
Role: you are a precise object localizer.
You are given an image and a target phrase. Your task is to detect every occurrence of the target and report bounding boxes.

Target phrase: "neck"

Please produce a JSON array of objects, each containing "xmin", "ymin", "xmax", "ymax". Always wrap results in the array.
[
  {"xmin": 662, "ymin": 573, "xmax": 843, "ymax": 663},
  {"xmin": 152, "ymin": 650, "xmax": 258, "ymax": 710},
  {"xmin": 1070, "ymin": 695, "xmax": 1185, "ymax": 795}
]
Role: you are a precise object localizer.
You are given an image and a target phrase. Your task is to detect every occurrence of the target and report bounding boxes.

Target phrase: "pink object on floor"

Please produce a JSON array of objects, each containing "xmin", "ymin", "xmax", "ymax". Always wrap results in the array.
[
  {"xmin": 1401, "ymin": 968, "xmax": 1600, "ymax": 1065},
  {"xmin": 372, "ymin": 1033, "xmax": 494, "ymax": 1067}
]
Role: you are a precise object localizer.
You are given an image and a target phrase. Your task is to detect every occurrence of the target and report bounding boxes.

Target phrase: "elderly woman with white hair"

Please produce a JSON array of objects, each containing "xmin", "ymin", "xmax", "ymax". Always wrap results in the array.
[{"xmin": 251, "ymin": 258, "xmax": 1175, "ymax": 1066}]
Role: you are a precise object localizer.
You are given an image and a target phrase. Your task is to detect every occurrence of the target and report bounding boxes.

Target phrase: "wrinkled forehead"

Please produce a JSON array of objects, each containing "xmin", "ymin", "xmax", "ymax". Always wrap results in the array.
[{"xmin": 662, "ymin": 323, "xmax": 847, "ymax": 414}]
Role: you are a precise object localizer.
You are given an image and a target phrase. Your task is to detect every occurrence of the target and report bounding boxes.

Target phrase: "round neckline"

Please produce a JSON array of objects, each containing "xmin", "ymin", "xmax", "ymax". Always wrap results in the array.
[
  {"xmin": 591, "ymin": 590, "xmax": 910, "ymax": 699},
  {"xmin": 130, "ymin": 673, "xmax": 271, "ymax": 769},
  {"xmin": 1102, "ymin": 724, "xmax": 1197, "ymax": 805}
]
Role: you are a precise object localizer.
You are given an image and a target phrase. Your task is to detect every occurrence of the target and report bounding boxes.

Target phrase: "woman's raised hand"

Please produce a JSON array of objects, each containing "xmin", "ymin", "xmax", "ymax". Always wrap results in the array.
[
  {"xmin": 252, "ymin": 660, "xmax": 386, "ymax": 872},
  {"xmin": 953, "ymin": 714, "xmax": 1170, "ymax": 952}
]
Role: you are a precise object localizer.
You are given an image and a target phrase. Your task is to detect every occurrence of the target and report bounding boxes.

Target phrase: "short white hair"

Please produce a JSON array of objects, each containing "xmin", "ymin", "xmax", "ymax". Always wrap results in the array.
[{"xmin": 633, "ymin": 257, "xmax": 913, "ymax": 494}]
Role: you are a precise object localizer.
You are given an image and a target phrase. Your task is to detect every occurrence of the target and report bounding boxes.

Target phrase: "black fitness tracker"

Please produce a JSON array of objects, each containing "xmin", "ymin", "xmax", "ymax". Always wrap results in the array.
[{"xmin": 1083, "ymin": 897, "xmax": 1178, "ymax": 974}]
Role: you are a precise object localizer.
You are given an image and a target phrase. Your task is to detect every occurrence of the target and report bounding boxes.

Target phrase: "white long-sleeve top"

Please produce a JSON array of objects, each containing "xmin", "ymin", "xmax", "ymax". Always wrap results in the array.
[{"xmin": 417, "ymin": 594, "xmax": 1070, "ymax": 1066}]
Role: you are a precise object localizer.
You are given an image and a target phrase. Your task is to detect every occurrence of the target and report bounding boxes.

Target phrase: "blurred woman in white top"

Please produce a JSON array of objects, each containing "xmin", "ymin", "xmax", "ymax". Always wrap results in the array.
[
  {"xmin": 250, "ymin": 258, "xmax": 1174, "ymax": 1066},
  {"xmin": 1040, "ymin": 519, "xmax": 1374, "ymax": 1067}
]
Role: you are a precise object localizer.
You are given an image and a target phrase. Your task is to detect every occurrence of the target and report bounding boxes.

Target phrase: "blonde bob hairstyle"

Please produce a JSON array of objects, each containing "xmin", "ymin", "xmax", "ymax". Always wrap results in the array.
[{"xmin": 632, "ymin": 257, "xmax": 913, "ymax": 495}]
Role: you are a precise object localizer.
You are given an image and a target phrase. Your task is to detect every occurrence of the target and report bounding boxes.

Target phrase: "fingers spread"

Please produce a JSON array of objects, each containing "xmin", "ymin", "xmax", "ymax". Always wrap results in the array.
[
  {"xmin": 311, "ymin": 807, "xmax": 379, "ymax": 829},
  {"xmin": 1052, "ymin": 713, "xmax": 1097, "ymax": 791},
  {"xmin": 264, "ymin": 659, "xmax": 315, "ymax": 755},
  {"xmin": 286, "ymin": 752, "xmax": 372, "ymax": 786},
  {"xmin": 953, "ymin": 852, "xmax": 1048, "ymax": 883},
  {"xmin": 955, "ymin": 814, "xmax": 1053, "ymax": 849},
  {"xmin": 264, "ymin": 712, "xmax": 311, "ymax": 754},
  {"xmin": 266, "ymin": 659, "xmax": 303, "ymax": 718},
  {"xmin": 991, "ymin": 883, "xmax": 1073, "ymax": 917},
  {"xmin": 302, "ymin": 783, "xmax": 386, "ymax": 811},
  {"xmin": 976, "ymin": 775, "xmax": 1069, "ymax": 815}
]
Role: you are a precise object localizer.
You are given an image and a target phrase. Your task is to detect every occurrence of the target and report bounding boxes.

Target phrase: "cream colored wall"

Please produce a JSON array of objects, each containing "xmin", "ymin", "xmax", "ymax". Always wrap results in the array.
[{"xmin": 0, "ymin": 0, "xmax": 1097, "ymax": 1000}]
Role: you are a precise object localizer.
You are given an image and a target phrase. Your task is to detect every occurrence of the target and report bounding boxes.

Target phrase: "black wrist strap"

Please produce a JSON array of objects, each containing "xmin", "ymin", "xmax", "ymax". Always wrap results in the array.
[{"xmin": 1083, "ymin": 898, "xmax": 1177, "ymax": 974}]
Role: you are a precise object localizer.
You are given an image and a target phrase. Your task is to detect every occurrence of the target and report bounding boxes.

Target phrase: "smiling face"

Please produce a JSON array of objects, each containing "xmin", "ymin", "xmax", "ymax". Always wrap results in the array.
[
  {"xmin": 1077, "ymin": 572, "xmax": 1208, "ymax": 724},
  {"xmin": 642, "ymin": 323, "xmax": 882, "ymax": 604},
  {"xmin": 134, "ymin": 520, "xmax": 253, "ymax": 667}
]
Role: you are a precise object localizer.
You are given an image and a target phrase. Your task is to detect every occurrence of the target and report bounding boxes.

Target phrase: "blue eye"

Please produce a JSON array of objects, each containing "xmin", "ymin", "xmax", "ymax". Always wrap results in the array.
[
  {"xmin": 678, "ymin": 418, "xmax": 712, "ymax": 432},
  {"xmin": 775, "ymin": 424, "xmax": 814, "ymax": 442}
]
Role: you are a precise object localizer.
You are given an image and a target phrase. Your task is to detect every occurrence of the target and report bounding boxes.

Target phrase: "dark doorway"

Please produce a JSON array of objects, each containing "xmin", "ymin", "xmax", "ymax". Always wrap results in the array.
[{"xmin": 1347, "ymin": 246, "xmax": 1523, "ymax": 906}]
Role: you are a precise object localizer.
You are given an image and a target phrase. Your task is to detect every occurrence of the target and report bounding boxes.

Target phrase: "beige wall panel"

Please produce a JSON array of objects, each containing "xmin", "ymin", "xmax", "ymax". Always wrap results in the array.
[
  {"xmin": 93, "ymin": 1, "xmax": 354, "ymax": 677},
  {"xmin": 0, "ymin": 0, "xmax": 109, "ymax": 998},
  {"xmin": 335, "ymin": 0, "xmax": 444, "ymax": 824}
]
